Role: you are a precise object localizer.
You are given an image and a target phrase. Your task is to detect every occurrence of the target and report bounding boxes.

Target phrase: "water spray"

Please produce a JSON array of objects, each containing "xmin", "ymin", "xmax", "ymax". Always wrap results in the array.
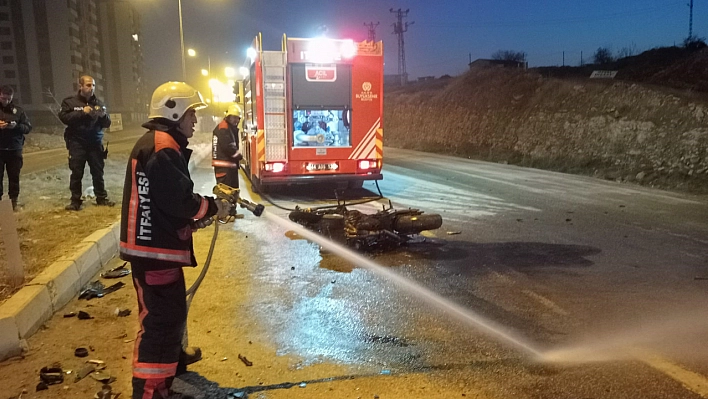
[{"xmin": 261, "ymin": 209, "xmax": 545, "ymax": 358}]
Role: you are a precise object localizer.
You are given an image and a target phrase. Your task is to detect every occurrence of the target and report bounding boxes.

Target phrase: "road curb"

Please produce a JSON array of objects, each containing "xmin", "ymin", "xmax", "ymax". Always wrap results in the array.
[{"xmin": 0, "ymin": 144, "xmax": 210, "ymax": 361}]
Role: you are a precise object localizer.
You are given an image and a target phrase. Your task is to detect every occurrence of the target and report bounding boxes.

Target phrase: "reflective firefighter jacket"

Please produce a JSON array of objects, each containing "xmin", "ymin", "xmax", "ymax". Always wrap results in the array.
[
  {"xmin": 211, "ymin": 120, "xmax": 241, "ymax": 168},
  {"xmin": 120, "ymin": 122, "xmax": 217, "ymax": 270}
]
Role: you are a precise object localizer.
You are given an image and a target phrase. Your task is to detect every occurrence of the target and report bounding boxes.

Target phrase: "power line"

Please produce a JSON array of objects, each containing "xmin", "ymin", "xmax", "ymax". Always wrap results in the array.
[
  {"xmin": 364, "ymin": 21, "xmax": 379, "ymax": 42},
  {"xmin": 688, "ymin": 0, "xmax": 694, "ymax": 38},
  {"xmin": 390, "ymin": 8, "xmax": 414, "ymax": 85}
]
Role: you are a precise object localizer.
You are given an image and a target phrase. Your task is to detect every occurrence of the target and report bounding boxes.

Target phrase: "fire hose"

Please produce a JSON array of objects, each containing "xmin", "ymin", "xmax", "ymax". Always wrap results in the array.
[{"xmin": 183, "ymin": 184, "xmax": 264, "ymax": 350}]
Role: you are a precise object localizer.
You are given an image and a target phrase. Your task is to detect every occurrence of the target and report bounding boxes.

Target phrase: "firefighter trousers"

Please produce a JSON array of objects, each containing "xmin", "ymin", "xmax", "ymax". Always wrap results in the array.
[
  {"xmin": 131, "ymin": 266, "xmax": 186, "ymax": 399},
  {"xmin": 214, "ymin": 166, "xmax": 239, "ymax": 189}
]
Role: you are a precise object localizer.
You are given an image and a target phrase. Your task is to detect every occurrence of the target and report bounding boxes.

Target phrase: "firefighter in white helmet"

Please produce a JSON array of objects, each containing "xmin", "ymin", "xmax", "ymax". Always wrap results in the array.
[
  {"xmin": 211, "ymin": 103, "xmax": 243, "ymax": 188},
  {"xmin": 120, "ymin": 82, "xmax": 233, "ymax": 399}
]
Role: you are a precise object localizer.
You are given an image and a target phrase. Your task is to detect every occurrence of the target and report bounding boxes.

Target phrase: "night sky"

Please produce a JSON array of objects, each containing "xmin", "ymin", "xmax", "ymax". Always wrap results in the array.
[{"xmin": 130, "ymin": 0, "xmax": 703, "ymax": 88}]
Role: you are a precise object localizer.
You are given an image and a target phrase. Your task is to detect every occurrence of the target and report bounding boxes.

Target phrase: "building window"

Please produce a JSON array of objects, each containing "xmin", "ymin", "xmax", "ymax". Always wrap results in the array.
[
  {"xmin": 0, "ymin": 12, "xmax": 8, "ymax": 21},
  {"xmin": 0, "ymin": 41, "xmax": 10, "ymax": 50},
  {"xmin": 2, "ymin": 55, "xmax": 13, "ymax": 64},
  {"xmin": 4, "ymin": 70, "xmax": 14, "ymax": 78},
  {"xmin": 0, "ymin": 27, "xmax": 9, "ymax": 35}
]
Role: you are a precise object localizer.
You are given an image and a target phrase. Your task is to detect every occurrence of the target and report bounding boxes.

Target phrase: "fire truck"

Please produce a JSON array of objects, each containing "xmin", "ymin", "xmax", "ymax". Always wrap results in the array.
[{"xmin": 240, "ymin": 34, "xmax": 384, "ymax": 192}]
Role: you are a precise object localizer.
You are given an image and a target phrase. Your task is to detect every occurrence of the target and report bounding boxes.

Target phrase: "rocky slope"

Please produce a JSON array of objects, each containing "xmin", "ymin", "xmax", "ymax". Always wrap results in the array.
[{"xmin": 385, "ymin": 66, "xmax": 708, "ymax": 193}]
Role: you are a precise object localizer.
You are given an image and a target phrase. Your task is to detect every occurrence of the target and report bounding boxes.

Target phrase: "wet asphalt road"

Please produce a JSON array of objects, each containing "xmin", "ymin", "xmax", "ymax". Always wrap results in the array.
[{"xmin": 182, "ymin": 147, "xmax": 708, "ymax": 398}]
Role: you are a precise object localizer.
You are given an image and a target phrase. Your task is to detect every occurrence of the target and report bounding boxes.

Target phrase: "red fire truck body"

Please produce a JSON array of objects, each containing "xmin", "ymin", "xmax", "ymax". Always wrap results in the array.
[{"xmin": 241, "ymin": 34, "xmax": 384, "ymax": 191}]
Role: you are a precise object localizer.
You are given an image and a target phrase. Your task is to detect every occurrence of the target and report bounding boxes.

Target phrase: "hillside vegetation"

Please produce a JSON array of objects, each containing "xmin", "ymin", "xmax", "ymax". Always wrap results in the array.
[{"xmin": 384, "ymin": 47, "xmax": 708, "ymax": 193}]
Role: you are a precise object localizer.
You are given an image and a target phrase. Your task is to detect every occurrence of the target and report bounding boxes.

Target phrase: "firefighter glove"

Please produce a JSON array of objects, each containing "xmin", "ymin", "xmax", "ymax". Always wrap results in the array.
[
  {"xmin": 192, "ymin": 216, "xmax": 214, "ymax": 230},
  {"xmin": 215, "ymin": 198, "xmax": 233, "ymax": 219}
]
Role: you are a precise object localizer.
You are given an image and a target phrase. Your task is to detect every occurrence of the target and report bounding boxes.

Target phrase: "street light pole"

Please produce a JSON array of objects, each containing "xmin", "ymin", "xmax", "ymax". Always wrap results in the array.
[{"xmin": 179, "ymin": 0, "xmax": 186, "ymax": 81}]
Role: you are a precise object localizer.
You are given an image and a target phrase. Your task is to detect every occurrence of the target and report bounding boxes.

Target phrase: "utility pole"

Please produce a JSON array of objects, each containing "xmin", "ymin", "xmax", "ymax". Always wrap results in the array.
[
  {"xmin": 390, "ymin": 8, "xmax": 413, "ymax": 86},
  {"xmin": 364, "ymin": 22, "xmax": 380, "ymax": 42},
  {"xmin": 688, "ymin": 0, "xmax": 694, "ymax": 38}
]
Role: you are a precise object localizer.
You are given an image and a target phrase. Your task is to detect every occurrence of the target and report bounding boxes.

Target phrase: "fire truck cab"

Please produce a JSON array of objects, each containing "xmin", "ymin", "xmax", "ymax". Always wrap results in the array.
[{"xmin": 241, "ymin": 34, "xmax": 384, "ymax": 192}]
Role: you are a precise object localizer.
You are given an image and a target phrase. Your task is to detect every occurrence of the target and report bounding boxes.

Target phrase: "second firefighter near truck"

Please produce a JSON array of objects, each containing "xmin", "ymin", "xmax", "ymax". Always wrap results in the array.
[{"xmin": 212, "ymin": 104, "xmax": 243, "ymax": 189}]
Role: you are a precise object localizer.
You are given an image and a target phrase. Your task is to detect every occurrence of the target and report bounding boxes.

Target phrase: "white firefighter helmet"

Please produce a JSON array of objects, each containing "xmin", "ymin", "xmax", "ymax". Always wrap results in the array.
[
  {"xmin": 149, "ymin": 82, "xmax": 207, "ymax": 122},
  {"xmin": 225, "ymin": 104, "xmax": 242, "ymax": 118}
]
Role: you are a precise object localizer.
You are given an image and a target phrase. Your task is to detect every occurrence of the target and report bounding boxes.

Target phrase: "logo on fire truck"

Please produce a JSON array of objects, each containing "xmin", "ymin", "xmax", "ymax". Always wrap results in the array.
[{"xmin": 356, "ymin": 82, "xmax": 378, "ymax": 102}]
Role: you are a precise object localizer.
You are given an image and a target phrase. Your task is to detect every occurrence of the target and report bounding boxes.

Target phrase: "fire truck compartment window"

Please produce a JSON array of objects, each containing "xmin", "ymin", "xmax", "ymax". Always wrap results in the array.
[
  {"xmin": 291, "ymin": 64, "xmax": 352, "ymax": 108},
  {"xmin": 293, "ymin": 110, "xmax": 351, "ymax": 148}
]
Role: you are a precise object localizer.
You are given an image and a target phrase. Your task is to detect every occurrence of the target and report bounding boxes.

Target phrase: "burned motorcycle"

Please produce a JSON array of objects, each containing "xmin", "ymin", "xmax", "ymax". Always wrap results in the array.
[{"xmin": 288, "ymin": 201, "xmax": 443, "ymax": 251}]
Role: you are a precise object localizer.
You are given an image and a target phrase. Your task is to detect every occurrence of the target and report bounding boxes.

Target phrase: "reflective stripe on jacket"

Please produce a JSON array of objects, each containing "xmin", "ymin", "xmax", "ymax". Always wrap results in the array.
[
  {"xmin": 120, "ymin": 123, "xmax": 216, "ymax": 270},
  {"xmin": 212, "ymin": 120, "xmax": 240, "ymax": 168}
]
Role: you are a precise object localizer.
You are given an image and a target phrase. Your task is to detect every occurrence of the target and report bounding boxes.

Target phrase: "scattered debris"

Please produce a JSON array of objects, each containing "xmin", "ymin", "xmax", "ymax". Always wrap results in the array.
[
  {"xmin": 75, "ymin": 364, "xmax": 94, "ymax": 382},
  {"xmin": 694, "ymin": 276, "xmax": 708, "ymax": 280},
  {"xmin": 114, "ymin": 308, "xmax": 131, "ymax": 317},
  {"xmin": 79, "ymin": 280, "xmax": 125, "ymax": 300},
  {"xmin": 77, "ymin": 310, "xmax": 93, "ymax": 320},
  {"xmin": 90, "ymin": 371, "xmax": 113, "ymax": 383},
  {"xmin": 95, "ymin": 384, "xmax": 113, "ymax": 399},
  {"xmin": 39, "ymin": 366, "xmax": 64, "ymax": 385},
  {"xmin": 63, "ymin": 312, "xmax": 77, "ymax": 318},
  {"xmin": 220, "ymin": 357, "xmax": 228, "ymax": 361},
  {"xmin": 380, "ymin": 369, "xmax": 391, "ymax": 375},
  {"xmin": 299, "ymin": 382, "xmax": 307, "ymax": 388},
  {"xmin": 446, "ymin": 231, "xmax": 461, "ymax": 235},
  {"xmin": 238, "ymin": 354, "xmax": 253, "ymax": 366},
  {"xmin": 36, "ymin": 382, "xmax": 48, "ymax": 391},
  {"xmin": 101, "ymin": 262, "xmax": 131, "ymax": 279},
  {"xmin": 74, "ymin": 347, "xmax": 89, "ymax": 358}
]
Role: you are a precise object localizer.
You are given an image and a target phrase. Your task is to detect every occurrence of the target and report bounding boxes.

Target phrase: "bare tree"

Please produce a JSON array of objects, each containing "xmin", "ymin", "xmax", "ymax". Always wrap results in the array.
[
  {"xmin": 491, "ymin": 50, "xmax": 527, "ymax": 62},
  {"xmin": 593, "ymin": 47, "xmax": 614, "ymax": 65},
  {"xmin": 616, "ymin": 43, "xmax": 639, "ymax": 59},
  {"xmin": 683, "ymin": 35, "xmax": 707, "ymax": 51},
  {"xmin": 42, "ymin": 88, "xmax": 65, "ymax": 126}
]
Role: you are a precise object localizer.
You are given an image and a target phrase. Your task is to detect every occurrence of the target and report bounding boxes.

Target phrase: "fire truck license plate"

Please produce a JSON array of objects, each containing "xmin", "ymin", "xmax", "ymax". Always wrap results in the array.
[{"xmin": 309, "ymin": 163, "xmax": 337, "ymax": 171}]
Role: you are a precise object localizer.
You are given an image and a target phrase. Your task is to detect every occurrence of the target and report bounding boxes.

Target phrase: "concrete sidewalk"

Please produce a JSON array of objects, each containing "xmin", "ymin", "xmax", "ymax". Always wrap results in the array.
[{"xmin": 0, "ymin": 144, "xmax": 210, "ymax": 361}]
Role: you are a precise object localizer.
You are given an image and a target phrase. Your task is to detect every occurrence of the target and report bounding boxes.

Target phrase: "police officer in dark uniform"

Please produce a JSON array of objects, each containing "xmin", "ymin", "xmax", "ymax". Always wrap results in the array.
[
  {"xmin": 0, "ymin": 85, "xmax": 31, "ymax": 211},
  {"xmin": 211, "ymin": 103, "xmax": 242, "ymax": 188},
  {"xmin": 59, "ymin": 75, "xmax": 113, "ymax": 211}
]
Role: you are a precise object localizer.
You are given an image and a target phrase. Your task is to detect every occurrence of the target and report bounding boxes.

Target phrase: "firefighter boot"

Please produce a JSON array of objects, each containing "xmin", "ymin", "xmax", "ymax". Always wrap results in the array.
[{"xmin": 176, "ymin": 346, "xmax": 202, "ymax": 376}]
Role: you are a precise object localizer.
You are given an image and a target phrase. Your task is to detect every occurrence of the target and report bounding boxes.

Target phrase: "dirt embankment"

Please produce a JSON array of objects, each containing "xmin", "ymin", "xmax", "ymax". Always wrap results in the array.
[{"xmin": 385, "ymin": 68, "xmax": 708, "ymax": 193}]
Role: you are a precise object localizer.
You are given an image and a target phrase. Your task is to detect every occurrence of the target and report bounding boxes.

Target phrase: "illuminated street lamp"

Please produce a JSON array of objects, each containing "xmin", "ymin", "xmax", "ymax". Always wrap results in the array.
[
  {"xmin": 224, "ymin": 67, "xmax": 235, "ymax": 78},
  {"xmin": 187, "ymin": 48, "xmax": 211, "ymax": 78}
]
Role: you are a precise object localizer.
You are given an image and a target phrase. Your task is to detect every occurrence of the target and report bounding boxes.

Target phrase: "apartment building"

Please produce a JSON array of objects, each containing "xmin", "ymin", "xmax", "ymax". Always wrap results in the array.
[{"xmin": 0, "ymin": 0, "xmax": 145, "ymax": 126}]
